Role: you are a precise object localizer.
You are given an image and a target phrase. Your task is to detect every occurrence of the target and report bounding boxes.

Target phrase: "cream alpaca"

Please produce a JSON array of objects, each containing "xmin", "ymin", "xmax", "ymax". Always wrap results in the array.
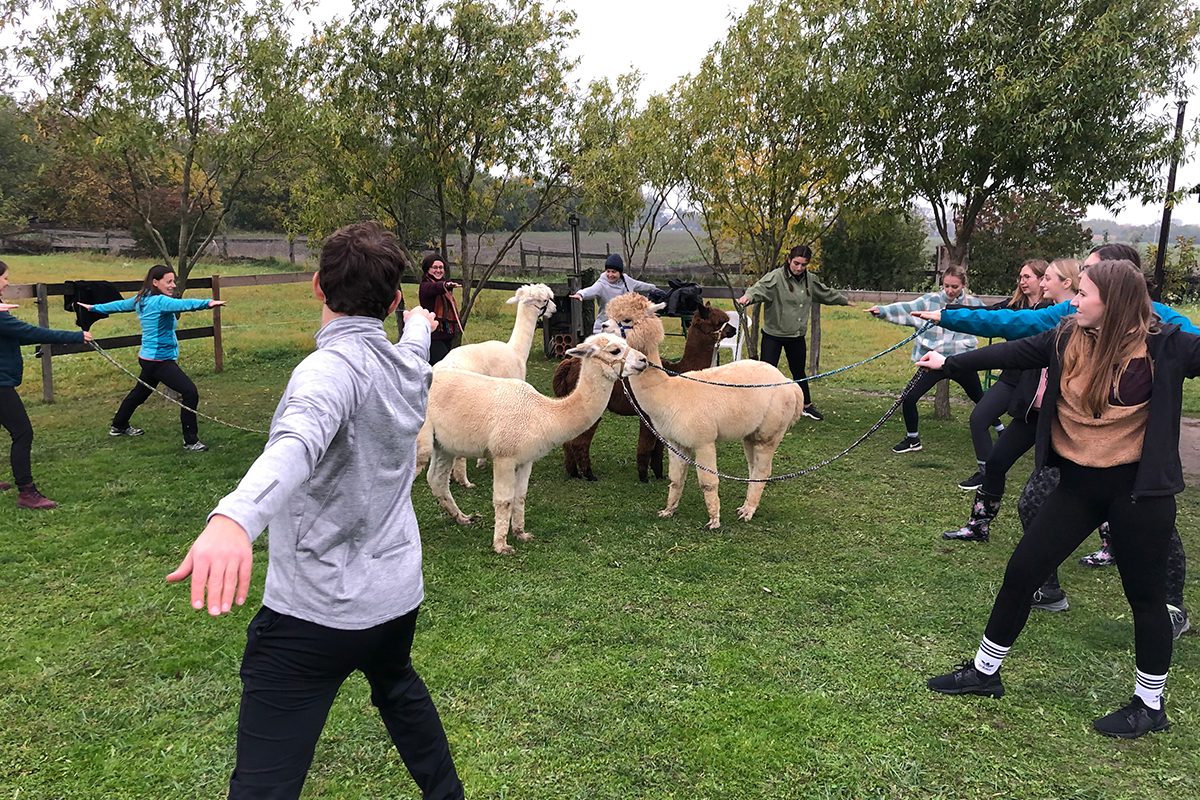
[
  {"xmin": 426, "ymin": 283, "xmax": 557, "ymax": 487},
  {"xmin": 603, "ymin": 292, "xmax": 806, "ymax": 529},
  {"xmin": 422, "ymin": 333, "xmax": 648, "ymax": 554}
]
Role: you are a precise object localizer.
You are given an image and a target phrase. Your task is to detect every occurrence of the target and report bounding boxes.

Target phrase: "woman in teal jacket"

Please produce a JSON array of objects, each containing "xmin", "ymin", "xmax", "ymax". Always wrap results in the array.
[
  {"xmin": 0, "ymin": 259, "xmax": 92, "ymax": 509},
  {"xmin": 80, "ymin": 264, "xmax": 224, "ymax": 451}
]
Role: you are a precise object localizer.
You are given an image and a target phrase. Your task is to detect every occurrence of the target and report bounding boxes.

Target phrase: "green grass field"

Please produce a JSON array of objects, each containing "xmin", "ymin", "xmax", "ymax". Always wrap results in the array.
[{"xmin": 2, "ymin": 253, "xmax": 1199, "ymax": 799}]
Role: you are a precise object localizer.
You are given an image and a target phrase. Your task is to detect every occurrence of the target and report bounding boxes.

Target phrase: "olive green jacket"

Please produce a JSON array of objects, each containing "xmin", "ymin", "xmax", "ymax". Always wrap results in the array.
[{"xmin": 743, "ymin": 268, "xmax": 849, "ymax": 338}]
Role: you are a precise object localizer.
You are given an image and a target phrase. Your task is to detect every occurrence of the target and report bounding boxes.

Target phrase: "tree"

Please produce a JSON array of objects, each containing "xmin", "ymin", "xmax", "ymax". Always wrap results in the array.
[
  {"xmin": 843, "ymin": 0, "xmax": 1200, "ymax": 270},
  {"xmin": 309, "ymin": 0, "xmax": 578, "ymax": 321},
  {"xmin": 573, "ymin": 75, "xmax": 682, "ymax": 270},
  {"xmin": 672, "ymin": 0, "xmax": 875, "ymax": 355},
  {"xmin": 819, "ymin": 206, "xmax": 930, "ymax": 291},
  {"xmin": 0, "ymin": 94, "xmax": 41, "ymax": 232},
  {"xmin": 17, "ymin": 0, "xmax": 309, "ymax": 286},
  {"xmin": 966, "ymin": 190, "xmax": 1093, "ymax": 294}
]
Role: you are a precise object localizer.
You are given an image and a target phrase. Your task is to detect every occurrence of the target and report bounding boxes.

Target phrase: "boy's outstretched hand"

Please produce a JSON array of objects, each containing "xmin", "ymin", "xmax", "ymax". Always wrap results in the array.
[
  {"xmin": 166, "ymin": 514, "xmax": 253, "ymax": 616},
  {"xmin": 404, "ymin": 306, "xmax": 438, "ymax": 332}
]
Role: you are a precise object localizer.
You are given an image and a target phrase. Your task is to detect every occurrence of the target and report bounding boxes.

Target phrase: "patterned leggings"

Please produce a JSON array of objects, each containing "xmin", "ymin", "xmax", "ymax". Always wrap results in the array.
[{"xmin": 1018, "ymin": 465, "xmax": 1187, "ymax": 607}]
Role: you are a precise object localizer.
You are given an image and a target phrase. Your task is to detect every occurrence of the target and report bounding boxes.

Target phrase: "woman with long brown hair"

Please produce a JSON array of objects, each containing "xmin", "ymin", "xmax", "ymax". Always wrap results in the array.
[{"xmin": 919, "ymin": 260, "xmax": 1197, "ymax": 739}]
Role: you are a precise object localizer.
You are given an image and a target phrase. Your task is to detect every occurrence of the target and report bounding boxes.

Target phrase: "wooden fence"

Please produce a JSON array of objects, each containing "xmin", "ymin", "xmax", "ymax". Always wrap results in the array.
[{"xmin": 9, "ymin": 269, "xmax": 1000, "ymax": 415}]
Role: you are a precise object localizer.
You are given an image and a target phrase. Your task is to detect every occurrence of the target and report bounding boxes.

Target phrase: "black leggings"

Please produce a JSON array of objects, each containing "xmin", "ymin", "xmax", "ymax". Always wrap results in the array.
[
  {"xmin": 969, "ymin": 380, "xmax": 1015, "ymax": 463},
  {"xmin": 112, "ymin": 358, "xmax": 200, "ymax": 444},
  {"xmin": 231, "ymin": 606, "xmax": 463, "ymax": 800},
  {"xmin": 1019, "ymin": 464, "xmax": 1187, "ymax": 608},
  {"xmin": 759, "ymin": 332, "xmax": 811, "ymax": 405},
  {"xmin": 985, "ymin": 460, "xmax": 1174, "ymax": 674},
  {"xmin": 0, "ymin": 387, "xmax": 34, "ymax": 487},
  {"xmin": 429, "ymin": 339, "xmax": 453, "ymax": 365},
  {"xmin": 980, "ymin": 415, "xmax": 1038, "ymax": 497},
  {"xmin": 901, "ymin": 367, "xmax": 986, "ymax": 435}
]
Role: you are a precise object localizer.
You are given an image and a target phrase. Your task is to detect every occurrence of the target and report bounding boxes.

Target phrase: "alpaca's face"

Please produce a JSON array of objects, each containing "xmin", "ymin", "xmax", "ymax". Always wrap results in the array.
[
  {"xmin": 569, "ymin": 333, "xmax": 649, "ymax": 380},
  {"xmin": 508, "ymin": 284, "xmax": 557, "ymax": 318}
]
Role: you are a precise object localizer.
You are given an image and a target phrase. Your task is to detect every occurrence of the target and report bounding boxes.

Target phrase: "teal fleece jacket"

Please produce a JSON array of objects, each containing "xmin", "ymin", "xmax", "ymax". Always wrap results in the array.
[
  {"xmin": 938, "ymin": 299, "xmax": 1199, "ymax": 339},
  {"xmin": 89, "ymin": 293, "xmax": 212, "ymax": 360}
]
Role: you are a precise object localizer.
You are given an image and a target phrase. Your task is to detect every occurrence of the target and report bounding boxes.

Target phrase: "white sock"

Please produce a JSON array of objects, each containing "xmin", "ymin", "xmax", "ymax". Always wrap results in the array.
[
  {"xmin": 993, "ymin": 423, "xmax": 1005, "ymax": 433},
  {"xmin": 1134, "ymin": 670, "xmax": 1167, "ymax": 710},
  {"xmin": 974, "ymin": 637, "xmax": 1009, "ymax": 676},
  {"xmin": 907, "ymin": 432, "xmax": 919, "ymax": 439},
  {"xmin": 977, "ymin": 460, "xmax": 986, "ymax": 470}
]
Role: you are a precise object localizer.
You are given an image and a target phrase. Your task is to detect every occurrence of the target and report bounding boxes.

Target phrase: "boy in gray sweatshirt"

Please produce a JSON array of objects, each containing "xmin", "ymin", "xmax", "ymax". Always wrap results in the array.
[{"xmin": 167, "ymin": 222, "xmax": 463, "ymax": 799}]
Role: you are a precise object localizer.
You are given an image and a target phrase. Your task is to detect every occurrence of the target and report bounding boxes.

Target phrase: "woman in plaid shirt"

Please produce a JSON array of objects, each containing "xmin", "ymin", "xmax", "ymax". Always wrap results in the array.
[{"xmin": 867, "ymin": 265, "xmax": 995, "ymax": 454}]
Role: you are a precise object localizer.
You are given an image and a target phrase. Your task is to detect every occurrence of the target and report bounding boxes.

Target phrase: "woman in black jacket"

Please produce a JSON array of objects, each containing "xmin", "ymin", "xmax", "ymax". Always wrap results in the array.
[
  {"xmin": 920, "ymin": 260, "xmax": 1199, "ymax": 739},
  {"xmin": 0, "ymin": 260, "xmax": 92, "ymax": 509}
]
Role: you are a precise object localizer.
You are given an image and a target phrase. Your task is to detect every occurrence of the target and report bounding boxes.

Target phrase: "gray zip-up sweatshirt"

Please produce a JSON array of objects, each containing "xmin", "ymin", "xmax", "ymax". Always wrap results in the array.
[{"xmin": 210, "ymin": 314, "xmax": 432, "ymax": 630}]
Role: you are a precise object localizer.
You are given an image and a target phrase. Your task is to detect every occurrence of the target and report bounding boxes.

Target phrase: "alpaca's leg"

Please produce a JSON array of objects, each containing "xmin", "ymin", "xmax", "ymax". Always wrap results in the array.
[
  {"xmin": 490, "ymin": 457, "xmax": 518, "ymax": 555},
  {"xmin": 511, "ymin": 461, "xmax": 535, "ymax": 542},
  {"xmin": 563, "ymin": 440, "xmax": 580, "ymax": 479},
  {"xmin": 427, "ymin": 448, "xmax": 478, "ymax": 525},
  {"xmin": 658, "ymin": 447, "xmax": 690, "ymax": 519},
  {"xmin": 738, "ymin": 441, "xmax": 777, "ymax": 521},
  {"xmin": 693, "ymin": 442, "xmax": 722, "ymax": 530},
  {"xmin": 415, "ymin": 419, "xmax": 434, "ymax": 473},
  {"xmin": 636, "ymin": 423, "xmax": 659, "ymax": 483},
  {"xmin": 451, "ymin": 456, "xmax": 475, "ymax": 489},
  {"xmin": 576, "ymin": 418, "xmax": 601, "ymax": 481}
]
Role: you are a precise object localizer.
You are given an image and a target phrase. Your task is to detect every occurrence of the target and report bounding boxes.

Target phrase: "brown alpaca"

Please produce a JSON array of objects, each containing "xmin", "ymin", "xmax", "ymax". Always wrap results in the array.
[
  {"xmin": 552, "ymin": 301, "xmax": 735, "ymax": 482},
  {"xmin": 601, "ymin": 293, "xmax": 806, "ymax": 529}
]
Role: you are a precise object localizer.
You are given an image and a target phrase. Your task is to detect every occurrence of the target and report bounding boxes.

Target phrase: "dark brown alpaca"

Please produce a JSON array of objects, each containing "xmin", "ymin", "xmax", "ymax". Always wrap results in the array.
[{"xmin": 552, "ymin": 302, "xmax": 736, "ymax": 482}]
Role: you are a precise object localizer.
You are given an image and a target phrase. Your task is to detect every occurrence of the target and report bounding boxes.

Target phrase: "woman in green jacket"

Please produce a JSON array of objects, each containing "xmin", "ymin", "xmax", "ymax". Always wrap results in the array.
[{"xmin": 736, "ymin": 245, "xmax": 849, "ymax": 420}]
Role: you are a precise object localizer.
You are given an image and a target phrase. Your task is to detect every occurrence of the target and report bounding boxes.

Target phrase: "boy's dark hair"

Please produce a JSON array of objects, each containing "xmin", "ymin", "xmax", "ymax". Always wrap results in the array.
[
  {"xmin": 319, "ymin": 222, "xmax": 405, "ymax": 320},
  {"xmin": 0, "ymin": 259, "xmax": 8, "ymax": 277},
  {"xmin": 1089, "ymin": 242, "xmax": 1141, "ymax": 268}
]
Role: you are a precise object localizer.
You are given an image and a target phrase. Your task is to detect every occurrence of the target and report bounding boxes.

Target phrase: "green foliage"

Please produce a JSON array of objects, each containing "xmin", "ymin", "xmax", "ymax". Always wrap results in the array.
[
  {"xmin": 843, "ymin": 0, "xmax": 1200, "ymax": 267},
  {"xmin": 17, "ymin": 0, "xmax": 310, "ymax": 285},
  {"xmin": 1146, "ymin": 235, "xmax": 1200, "ymax": 302},
  {"xmin": 819, "ymin": 207, "xmax": 930, "ymax": 291},
  {"xmin": 673, "ymin": 0, "xmax": 875, "ymax": 279},
  {"xmin": 966, "ymin": 190, "xmax": 1093, "ymax": 294},
  {"xmin": 307, "ymin": 0, "xmax": 579, "ymax": 320},
  {"xmin": 573, "ymin": 75, "xmax": 682, "ymax": 268}
]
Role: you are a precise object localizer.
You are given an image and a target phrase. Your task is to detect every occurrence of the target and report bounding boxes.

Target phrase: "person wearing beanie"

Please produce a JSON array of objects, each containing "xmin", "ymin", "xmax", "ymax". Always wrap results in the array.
[
  {"xmin": 736, "ymin": 245, "xmax": 850, "ymax": 421},
  {"xmin": 570, "ymin": 253, "xmax": 658, "ymax": 334},
  {"xmin": 418, "ymin": 252, "xmax": 461, "ymax": 364}
]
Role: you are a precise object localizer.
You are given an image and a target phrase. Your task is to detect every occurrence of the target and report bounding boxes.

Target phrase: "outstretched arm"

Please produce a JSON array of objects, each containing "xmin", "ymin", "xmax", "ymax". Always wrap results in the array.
[{"xmin": 935, "ymin": 301, "xmax": 1072, "ymax": 340}]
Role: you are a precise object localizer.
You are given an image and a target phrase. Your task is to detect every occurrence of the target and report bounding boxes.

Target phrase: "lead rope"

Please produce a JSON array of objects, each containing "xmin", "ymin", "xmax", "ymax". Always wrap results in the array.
[{"xmin": 87, "ymin": 340, "xmax": 269, "ymax": 435}]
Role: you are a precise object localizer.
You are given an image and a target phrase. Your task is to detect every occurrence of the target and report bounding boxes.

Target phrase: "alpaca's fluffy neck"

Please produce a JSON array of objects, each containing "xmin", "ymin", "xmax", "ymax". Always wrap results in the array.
[
  {"xmin": 669, "ymin": 324, "xmax": 717, "ymax": 371},
  {"xmin": 506, "ymin": 301, "xmax": 543, "ymax": 357},
  {"xmin": 544, "ymin": 361, "xmax": 621, "ymax": 443}
]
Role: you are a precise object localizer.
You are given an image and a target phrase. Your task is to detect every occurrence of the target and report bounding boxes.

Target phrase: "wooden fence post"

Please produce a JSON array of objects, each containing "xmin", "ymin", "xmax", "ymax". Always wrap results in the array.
[
  {"xmin": 36, "ymin": 283, "xmax": 54, "ymax": 403},
  {"xmin": 934, "ymin": 379, "xmax": 951, "ymax": 418},
  {"xmin": 568, "ymin": 275, "xmax": 583, "ymax": 341},
  {"xmin": 211, "ymin": 274, "xmax": 224, "ymax": 373}
]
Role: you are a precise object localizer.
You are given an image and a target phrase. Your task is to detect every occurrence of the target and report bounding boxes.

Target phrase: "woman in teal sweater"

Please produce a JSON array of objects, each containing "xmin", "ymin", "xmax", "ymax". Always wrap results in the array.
[
  {"xmin": 0, "ymin": 259, "xmax": 92, "ymax": 509},
  {"xmin": 80, "ymin": 264, "xmax": 224, "ymax": 451}
]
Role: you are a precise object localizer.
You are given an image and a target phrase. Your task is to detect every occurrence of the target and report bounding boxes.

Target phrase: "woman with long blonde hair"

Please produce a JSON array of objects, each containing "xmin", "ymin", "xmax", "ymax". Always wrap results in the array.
[{"xmin": 919, "ymin": 260, "xmax": 1198, "ymax": 739}]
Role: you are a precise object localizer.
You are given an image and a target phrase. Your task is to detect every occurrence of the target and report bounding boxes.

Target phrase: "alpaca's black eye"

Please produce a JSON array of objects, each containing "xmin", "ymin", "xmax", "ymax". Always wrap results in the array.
[{"xmin": 609, "ymin": 348, "xmax": 620, "ymax": 355}]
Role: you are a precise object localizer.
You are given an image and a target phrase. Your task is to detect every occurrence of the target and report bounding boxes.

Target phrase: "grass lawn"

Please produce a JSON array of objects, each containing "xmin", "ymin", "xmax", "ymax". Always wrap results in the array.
[{"xmin": 2, "ymin": 253, "xmax": 1199, "ymax": 799}]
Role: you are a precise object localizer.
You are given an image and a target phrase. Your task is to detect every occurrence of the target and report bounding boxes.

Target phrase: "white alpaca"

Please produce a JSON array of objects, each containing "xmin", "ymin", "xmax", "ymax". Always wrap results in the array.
[
  {"xmin": 602, "ymin": 293, "xmax": 806, "ymax": 529},
  {"xmin": 423, "ymin": 333, "xmax": 648, "ymax": 554},
  {"xmin": 428, "ymin": 283, "xmax": 557, "ymax": 487}
]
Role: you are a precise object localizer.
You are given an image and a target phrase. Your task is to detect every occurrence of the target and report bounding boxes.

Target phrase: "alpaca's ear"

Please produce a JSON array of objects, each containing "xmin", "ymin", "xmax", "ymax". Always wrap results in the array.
[
  {"xmin": 650, "ymin": 302, "xmax": 666, "ymax": 315},
  {"xmin": 506, "ymin": 295, "xmax": 520, "ymax": 305},
  {"xmin": 564, "ymin": 342, "xmax": 595, "ymax": 359}
]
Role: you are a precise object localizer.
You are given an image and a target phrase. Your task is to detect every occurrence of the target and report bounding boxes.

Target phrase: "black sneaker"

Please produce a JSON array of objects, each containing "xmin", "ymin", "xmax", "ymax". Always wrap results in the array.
[
  {"xmin": 958, "ymin": 470, "xmax": 985, "ymax": 491},
  {"xmin": 1093, "ymin": 696, "xmax": 1169, "ymax": 739},
  {"xmin": 802, "ymin": 404, "xmax": 824, "ymax": 421},
  {"xmin": 1168, "ymin": 604, "xmax": 1191, "ymax": 640},
  {"xmin": 1031, "ymin": 586, "xmax": 1070, "ymax": 612},
  {"xmin": 927, "ymin": 660, "xmax": 1005, "ymax": 698},
  {"xmin": 109, "ymin": 425, "xmax": 145, "ymax": 437},
  {"xmin": 892, "ymin": 436, "xmax": 922, "ymax": 454}
]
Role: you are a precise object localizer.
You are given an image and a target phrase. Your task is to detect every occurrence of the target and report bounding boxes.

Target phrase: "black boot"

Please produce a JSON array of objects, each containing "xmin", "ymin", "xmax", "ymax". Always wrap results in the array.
[{"xmin": 942, "ymin": 490, "xmax": 1002, "ymax": 542}]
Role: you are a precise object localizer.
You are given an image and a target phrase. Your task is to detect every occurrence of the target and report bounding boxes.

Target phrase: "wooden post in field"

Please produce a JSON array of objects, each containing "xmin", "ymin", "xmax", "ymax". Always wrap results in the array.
[
  {"xmin": 934, "ymin": 378, "xmax": 950, "ymax": 418},
  {"xmin": 36, "ymin": 283, "xmax": 54, "ymax": 403},
  {"xmin": 568, "ymin": 275, "xmax": 583, "ymax": 342},
  {"xmin": 211, "ymin": 274, "xmax": 224, "ymax": 373},
  {"xmin": 808, "ymin": 303, "xmax": 822, "ymax": 374}
]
